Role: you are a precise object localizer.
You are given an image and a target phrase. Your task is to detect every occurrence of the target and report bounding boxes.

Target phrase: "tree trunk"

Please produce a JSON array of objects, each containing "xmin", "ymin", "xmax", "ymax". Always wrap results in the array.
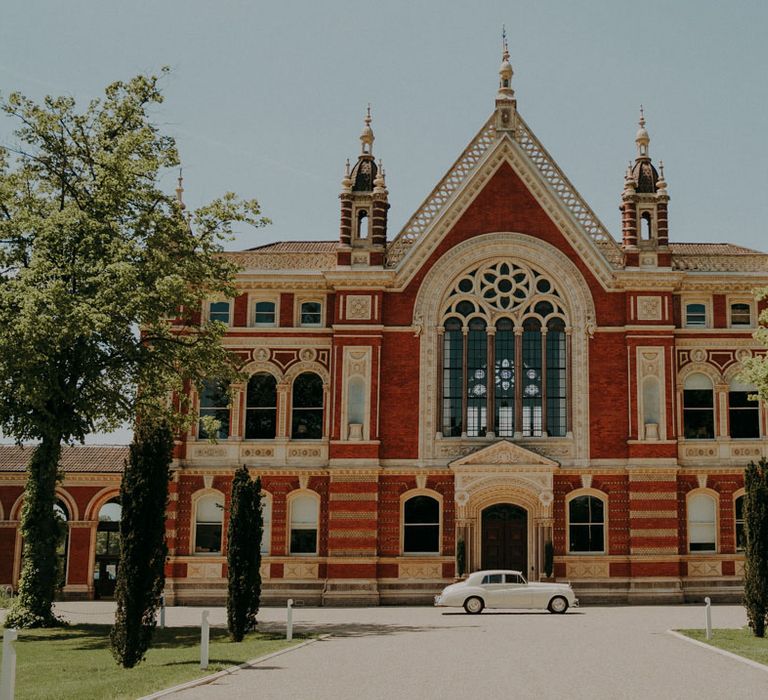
[{"xmin": 5, "ymin": 434, "xmax": 63, "ymax": 628}]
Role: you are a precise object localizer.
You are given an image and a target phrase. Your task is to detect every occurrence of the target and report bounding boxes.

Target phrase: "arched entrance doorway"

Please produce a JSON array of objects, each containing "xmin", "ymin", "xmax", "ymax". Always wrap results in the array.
[
  {"xmin": 94, "ymin": 499, "xmax": 121, "ymax": 599},
  {"xmin": 481, "ymin": 504, "xmax": 527, "ymax": 572}
]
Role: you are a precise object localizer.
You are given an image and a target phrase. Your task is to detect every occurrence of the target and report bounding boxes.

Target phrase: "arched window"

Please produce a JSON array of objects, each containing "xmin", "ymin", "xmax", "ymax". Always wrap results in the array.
[
  {"xmin": 494, "ymin": 318, "xmax": 515, "ymax": 437},
  {"xmin": 688, "ymin": 493, "xmax": 716, "ymax": 552},
  {"xmin": 245, "ymin": 373, "xmax": 277, "ymax": 439},
  {"xmin": 522, "ymin": 318, "xmax": 542, "ymax": 436},
  {"xmin": 442, "ymin": 318, "xmax": 464, "ymax": 437},
  {"xmin": 640, "ymin": 212, "xmax": 652, "ymax": 240},
  {"xmin": 438, "ymin": 261, "xmax": 569, "ymax": 439},
  {"xmin": 729, "ymin": 380, "xmax": 760, "ymax": 439},
  {"xmin": 195, "ymin": 494, "xmax": 224, "ymax": 554},
  {"xmin": 357, "ymin": 210, "xmax": 369, "ymax": 239},
  {"xmin": 291, "ymin": 372, "xmax": 324, "ymax": 439},
  {"xmin": 199, "ymin": 379, "xmax": 230, "ymax": 440},
  {"xmin": 683, "ymin": 374, "xmax": 714, "ymax": 439},
  {"xmin": 735, "ymin": 495, "xmax": 745, "ymax": 552},
  {"xmin": 546, "ymin": 318, "xmax": 567, "ymax": 437},
  {"xmin": 260, "ymin": 493, "xmax": 272, "ymax": 555},
  {"xmin": 403, "ymin": 495, "xmax": 440, "ymax": 554},
  {"xmin": 467, "ymin": 318, "xmax": 488, "ymax": 437},
  {"xmin": 289, "ymin": 494, "xmax": 319, "ymax": 555},
  {"xmin": 568, "ymin": 495, "xmax": 605, "ymax": 553}
]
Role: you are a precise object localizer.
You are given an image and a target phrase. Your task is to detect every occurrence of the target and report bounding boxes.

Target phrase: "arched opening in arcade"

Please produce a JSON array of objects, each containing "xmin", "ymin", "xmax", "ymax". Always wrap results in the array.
[{"xmin": 94, "ymin": 498, "xmax": 121, "ymax": 599}]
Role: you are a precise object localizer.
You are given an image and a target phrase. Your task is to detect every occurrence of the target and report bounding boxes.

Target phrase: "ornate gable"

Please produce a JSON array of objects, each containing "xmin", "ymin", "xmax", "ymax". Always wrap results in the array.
[
  {"xmin": 449, "ymin": 440, "xmax": 559, "ymax": 469},
  {"xmin": 386, "ymin": 55, "xmax": 624, "ymax": 289}
]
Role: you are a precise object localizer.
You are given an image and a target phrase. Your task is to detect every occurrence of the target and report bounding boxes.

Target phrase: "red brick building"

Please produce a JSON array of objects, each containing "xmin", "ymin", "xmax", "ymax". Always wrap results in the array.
[{"xmin": 2, "ymin": 51, "xmax": 767, "ymax": 604}]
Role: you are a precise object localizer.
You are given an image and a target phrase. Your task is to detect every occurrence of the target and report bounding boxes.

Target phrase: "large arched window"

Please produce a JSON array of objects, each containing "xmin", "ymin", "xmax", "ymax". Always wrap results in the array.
[
  {"xmin": 403, "ymin": 495, "xmax": 440, "ymax": 554},
  {"xmin": 198, "ymin": 379, "xmax": 230, "ymax": 440},
  {"xmin": 683, "ymin": 373, "xmax": 714, "ymax": 439},
  {"xmin": 291, "ymin": 372, "xmax": 324, "ymax": 439},
  {"xmin": 289, "ymin": 494, "xmax": 319, "ymax": 555},
  {"xmin": 439, "ymin": 261, "xmax": 569, "ymax": 439},
  {"xmin": 195, "ymin": 494, "xmax": 224, "ymax": 554},
  {"xmin": 245, "ymin": 373, "xmax": 277, "ymax": 439},
  {"xmin": 568, "ymin": 495, "xmax": 605, "ymax": 553},
  {"xmin": 688, "ymin": 493, "xmax": 717, "ymax": 552},
  {"xmin": 729, "ymin": 380, "xmax": 760, "ymax": 439}
]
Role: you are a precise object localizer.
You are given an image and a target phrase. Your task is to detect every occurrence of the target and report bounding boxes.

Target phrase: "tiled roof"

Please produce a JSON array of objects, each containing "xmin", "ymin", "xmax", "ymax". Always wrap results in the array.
[
  {"xmin": 0, "ymin": 445, "xmax": 128, "ymax": 473},
  {"xmin": 244, "ymin": 241, "xmax": 338, "ymax": 253},
  {"xmin": 669, "ymin": 243, "xmax": 763, "ymax": 256}
]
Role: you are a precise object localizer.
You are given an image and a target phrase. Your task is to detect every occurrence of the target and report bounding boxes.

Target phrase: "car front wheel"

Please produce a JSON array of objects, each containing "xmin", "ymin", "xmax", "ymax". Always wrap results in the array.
[
  {"xmin": 463, "ymin": 596, "xmax": 484, "ymax": 614},
  {"xmin": 548, "ymin": 596, "xmax": 569, "ymax": 614}
]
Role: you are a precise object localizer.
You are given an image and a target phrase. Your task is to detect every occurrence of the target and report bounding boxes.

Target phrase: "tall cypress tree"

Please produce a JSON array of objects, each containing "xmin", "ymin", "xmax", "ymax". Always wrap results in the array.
[
  {"xmin": 743, "ymin": 458, "xmax": 768, "ymax": 638},
  {"xmin": 109, "ymin": 419, "xmax": 173, "ymax": 667},
  {"xmin": 227, "ymin": 467, "xmax": 262, "ymax": 641}
]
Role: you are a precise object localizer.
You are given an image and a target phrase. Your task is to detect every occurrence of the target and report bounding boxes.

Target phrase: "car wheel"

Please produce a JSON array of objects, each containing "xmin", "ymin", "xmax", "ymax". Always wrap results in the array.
[
  {"xmin": 463, "ymin": 596, "xmax": 484, "ymax": 614},
  {"xmin": 548, "ymin": 596, "xmax": 569, "ymax": 614}
]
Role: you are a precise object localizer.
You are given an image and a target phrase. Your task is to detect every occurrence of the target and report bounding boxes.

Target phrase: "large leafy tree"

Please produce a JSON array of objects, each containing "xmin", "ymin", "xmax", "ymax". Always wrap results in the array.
[
  {"xmin": 227, "ymin": 467, "xmax": 263, "ymax": 642},
  {"xmin": 743, "ymin": 459, "xmax": 768, "ymax": 637},
  {"xmin": 0, "ymin": 70, "xmax": 267, "ymax": 628}
]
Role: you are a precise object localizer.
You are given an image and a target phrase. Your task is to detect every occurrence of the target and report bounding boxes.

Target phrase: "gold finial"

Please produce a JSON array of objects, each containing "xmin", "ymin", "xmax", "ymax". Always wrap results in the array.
[{"xmin": 175, "ymin": 167, "xmax": 186, "ymax": 210}]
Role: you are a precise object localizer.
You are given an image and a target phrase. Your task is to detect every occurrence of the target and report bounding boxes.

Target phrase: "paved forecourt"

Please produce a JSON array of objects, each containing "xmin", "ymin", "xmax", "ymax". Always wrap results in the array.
[{"xmin": 125, "ymin": 603, "xmax": 766, "ymax": 700}]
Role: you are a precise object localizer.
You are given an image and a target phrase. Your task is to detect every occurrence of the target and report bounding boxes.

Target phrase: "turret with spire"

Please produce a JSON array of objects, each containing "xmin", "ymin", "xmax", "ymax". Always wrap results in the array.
[
  {"xmin": 620, "ymin": 107, "xmax": 670, "ymax": 267},
  {"xmin": 495, "ymin": 26, "xmax": 517, "ymax": 133},
  {"xmin": 338, "ymin": 107, "xmax": 389, "ymax": 267}
]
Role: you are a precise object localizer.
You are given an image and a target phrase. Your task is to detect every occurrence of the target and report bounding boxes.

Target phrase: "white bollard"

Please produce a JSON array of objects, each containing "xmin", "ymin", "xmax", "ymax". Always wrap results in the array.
[
  {"xmin": 0, "ymin": 628, "xmax": 18, "ymax": 700},
  {"xmin": 286, "ymin": 598, "xmax": 294, "ymax": 641},
  {"xmin": 159, "ymin": 595, "xmax": 165, "ymax": 629},
  {"xmin": 704, "ymin": 596, "xmax": 712, "ymax": 640},
  {"xmin": 200, "ymin": 610, "xmax": 210, "ymax": 670}
]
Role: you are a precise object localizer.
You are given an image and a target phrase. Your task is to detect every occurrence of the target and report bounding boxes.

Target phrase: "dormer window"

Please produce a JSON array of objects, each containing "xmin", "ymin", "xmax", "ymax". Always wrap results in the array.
[{"xmin": 209, "ymin": 301, "xmax": 230, "ymax": 325}]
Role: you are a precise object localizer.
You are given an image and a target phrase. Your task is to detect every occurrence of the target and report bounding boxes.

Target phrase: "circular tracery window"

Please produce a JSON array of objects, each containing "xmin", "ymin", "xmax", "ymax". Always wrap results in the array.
[{"xmin": 443, "ymin": 260, "xmax": 566, "ymax": 322}]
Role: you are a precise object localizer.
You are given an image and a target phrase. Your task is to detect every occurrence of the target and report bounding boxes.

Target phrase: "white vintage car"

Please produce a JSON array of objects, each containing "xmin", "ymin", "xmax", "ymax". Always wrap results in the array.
[{"xmin": 434, "ymin": 570, "xmax": 578, "ymax": 614}]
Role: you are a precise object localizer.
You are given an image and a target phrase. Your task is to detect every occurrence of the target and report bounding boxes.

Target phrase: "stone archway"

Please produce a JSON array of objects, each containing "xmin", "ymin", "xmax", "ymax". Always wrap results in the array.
[{"xmin": 450, "ymin": 440, "xmax": 557, "ymax": 580}]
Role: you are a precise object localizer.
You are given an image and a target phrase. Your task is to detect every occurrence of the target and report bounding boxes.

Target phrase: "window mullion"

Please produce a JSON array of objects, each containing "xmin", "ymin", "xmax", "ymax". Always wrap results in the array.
[
  {"xmin": 541, "ymin": 328, "xmax": 548, "ymax": 437},
  {"xmin": 461, "ymin": 326, "xmax": 468, "ymax": 438},
  {"xmin": 487, "ymin": 326, "xmax": 496, "ymax": 436},
  {"xmin": 514, "ymin": 326, "xmax": 523, "ymax": 438}
]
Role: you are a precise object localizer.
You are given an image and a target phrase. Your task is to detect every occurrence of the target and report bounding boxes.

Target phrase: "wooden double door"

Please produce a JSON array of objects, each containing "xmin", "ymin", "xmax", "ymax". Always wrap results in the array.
[{"xmin": 481, "ymin": 503, "xmax": 528, "ymax": 573}]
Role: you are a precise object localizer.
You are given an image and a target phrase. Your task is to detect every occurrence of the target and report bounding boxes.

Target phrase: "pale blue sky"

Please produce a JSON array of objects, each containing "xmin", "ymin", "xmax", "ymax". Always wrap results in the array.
[{"xmin": 2, "ymin": 0, "xmax": 766, "ymax": 444}]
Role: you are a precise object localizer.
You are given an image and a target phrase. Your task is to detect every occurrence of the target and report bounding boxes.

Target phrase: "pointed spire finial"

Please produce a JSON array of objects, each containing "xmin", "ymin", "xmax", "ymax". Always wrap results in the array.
[
  {"xmin": 360, "ymin": 105, "xmax": 374, "ymax": 155},
  {"xmin": 497, "ymin": 26, "xmax": 514, "ymax": 99},
  {"xmin": 175, "ymin": 167, "xmax": 186, "ymax": 210},
  {"xmin": 635, "ymin": 105, "xmax": 650, "ymax": 157}
]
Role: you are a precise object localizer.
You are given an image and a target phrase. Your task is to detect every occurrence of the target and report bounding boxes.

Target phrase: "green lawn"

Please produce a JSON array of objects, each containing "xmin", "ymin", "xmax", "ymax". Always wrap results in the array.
[
  {"xmin": 0, "ymin": 624, "xmax": 303, "ymax": 700},
  {"xmin": 679, "ymin": 627, "xmax": 768, "ymax": 666}
]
